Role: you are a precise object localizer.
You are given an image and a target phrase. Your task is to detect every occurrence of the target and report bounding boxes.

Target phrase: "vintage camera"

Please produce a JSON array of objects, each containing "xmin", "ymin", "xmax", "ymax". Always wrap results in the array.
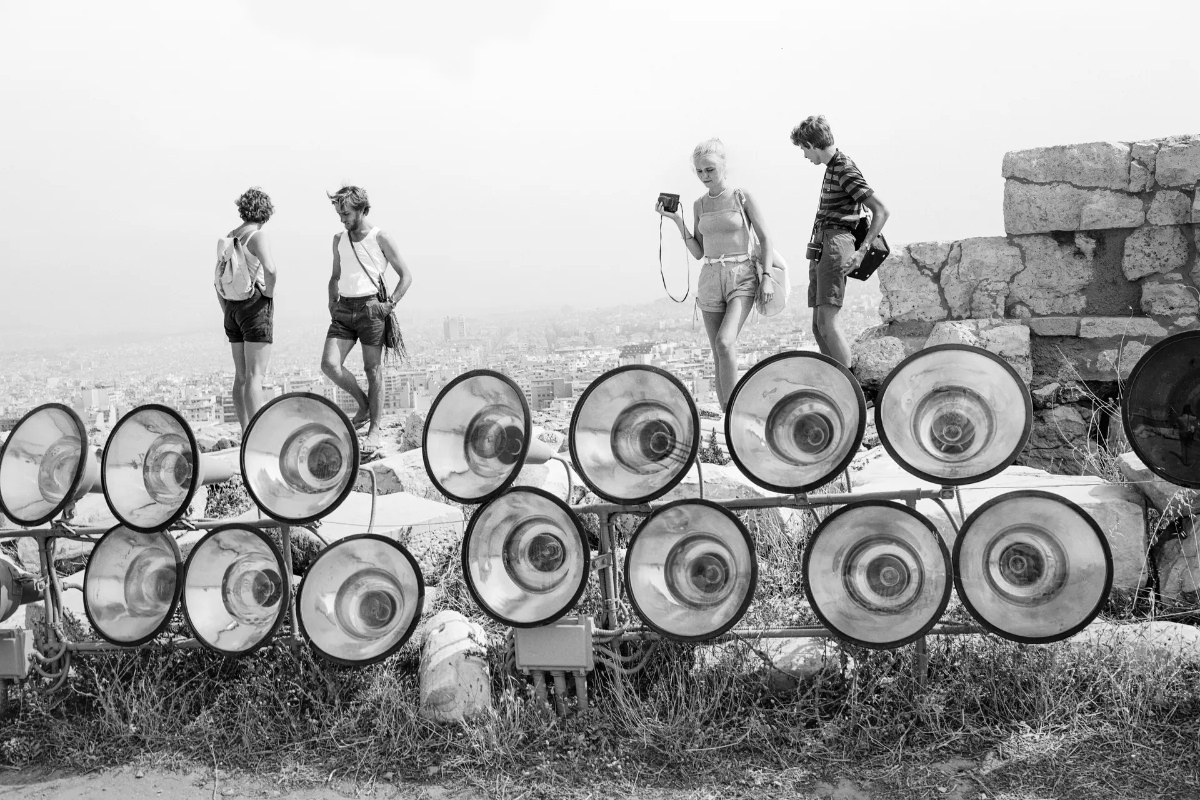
[
  {"xmin": 805, "ymin": 241, "xmax": 824, "ymax": 261},
  {"xmin": 658, "ymin": 193, "xmax": 680, "ymax": 213}
]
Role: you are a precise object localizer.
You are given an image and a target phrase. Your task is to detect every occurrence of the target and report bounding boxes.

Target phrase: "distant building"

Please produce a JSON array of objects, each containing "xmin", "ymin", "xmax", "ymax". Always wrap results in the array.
[
  {"xmin": 518, "ymin": 373, "xmax": 572, "ymax": 412},
  {"xmin": 181, "ymin": 396, "xmax": 219, "ymax": 426},
  {"xmin": 75, "ymin": 384, "xmax": 111, "ymax": 417},
  {"xmin": 221, "ymin": 395, "xmax": 238, "ymax": 424},
  {"xmin": 618, "ymin": 343, "xmax": 656, "ymax": 367},
  {"xmin": 284, "ymin": 376, "xmax": 322, "ymax": 395},
  {"xmin": 443, "ymin": 316, "xmax": 468, "ymax": 341}
]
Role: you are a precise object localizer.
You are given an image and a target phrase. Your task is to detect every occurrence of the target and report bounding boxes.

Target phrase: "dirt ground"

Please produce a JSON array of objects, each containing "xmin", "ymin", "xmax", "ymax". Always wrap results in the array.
[
  {"xmin": 0, "ymin": 766, "xmax": 474, "ymax": 800},
  {"xmin": 0, "ymin": 763, "xmax": 1000, "ymax": 800}
]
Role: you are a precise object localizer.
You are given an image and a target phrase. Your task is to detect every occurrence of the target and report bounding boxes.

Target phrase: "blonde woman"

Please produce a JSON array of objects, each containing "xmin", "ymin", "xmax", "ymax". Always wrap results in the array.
[{"xmin": 656, "ymin": 138, "xmax": 776, "ymax": 412}]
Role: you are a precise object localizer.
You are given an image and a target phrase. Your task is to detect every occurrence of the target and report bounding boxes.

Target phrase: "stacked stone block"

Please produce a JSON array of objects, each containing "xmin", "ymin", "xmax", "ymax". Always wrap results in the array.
[{"xmin": 855, "ymin": 134, "xmax": 1200, "ymax": 474}]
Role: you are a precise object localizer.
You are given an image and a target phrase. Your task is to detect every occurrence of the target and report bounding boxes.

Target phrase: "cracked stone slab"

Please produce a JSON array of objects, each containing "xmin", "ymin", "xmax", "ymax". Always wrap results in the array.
[
  {"xmin": 1001, "ymin": 141, "xmax": 1131, "ymax": 189},
  {"xmin": 1004, "ymin": 182, "xmax": 1144, "ymax": 234}
]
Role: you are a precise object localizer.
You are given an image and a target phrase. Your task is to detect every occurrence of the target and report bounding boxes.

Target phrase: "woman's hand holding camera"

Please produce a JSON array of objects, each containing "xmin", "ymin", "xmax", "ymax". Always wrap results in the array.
[{"xmin": 655, "ymin": 198, "xmax": 683, "ymax": 223}]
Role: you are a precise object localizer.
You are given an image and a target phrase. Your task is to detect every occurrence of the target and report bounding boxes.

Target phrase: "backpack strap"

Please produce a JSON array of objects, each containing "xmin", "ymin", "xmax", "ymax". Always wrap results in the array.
[{"xmin": 734, "ymin": 189, "xmax": 757, "ymax": 247}]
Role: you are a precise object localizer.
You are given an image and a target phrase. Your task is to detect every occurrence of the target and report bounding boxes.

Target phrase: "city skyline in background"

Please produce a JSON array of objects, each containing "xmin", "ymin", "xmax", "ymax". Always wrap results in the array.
[
  {"xmin": 0, "ymin": 291, "xmax": 885, "ymax": 437},
  {"xmin": 3, "ymin": 1, "xmax": 1198, "ymax": 346}
]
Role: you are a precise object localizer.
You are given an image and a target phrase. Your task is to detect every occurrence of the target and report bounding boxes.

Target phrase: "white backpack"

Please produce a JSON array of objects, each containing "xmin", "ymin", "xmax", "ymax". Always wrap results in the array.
[{"xmin": 214, "ymin": 230, "xmax": 261, "ymax": 301}]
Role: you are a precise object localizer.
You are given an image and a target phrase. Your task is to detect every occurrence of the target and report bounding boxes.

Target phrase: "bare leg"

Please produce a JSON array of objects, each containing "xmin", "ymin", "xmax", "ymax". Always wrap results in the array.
[
  {"xmin": 815, "ymin": 304, "xmax": 852, "ymax": 367},
  {"xmin": 713, "ymin": 296, "xmax": 755, "ymax": 409},
  {"xmin": 361, "ymin": 344, "xmax": 385, "ymax": 446},
  {"xmin": 701, "ymin": 310, "xmax": 725, "ymax": 409},
  {"xmin": 229, "ymin": 343, "xmax": 249, "ymax": 431},
  {"xmin": 320, "ymin": 337, "xmax": 368, "ymax": 421},
  {"xmin": 242, "ymin": 341, "xmax": 271, "ymax": 424},
  {"xmin": 811, "ymin": 316, "xmax": 828, "ymax": 357}
]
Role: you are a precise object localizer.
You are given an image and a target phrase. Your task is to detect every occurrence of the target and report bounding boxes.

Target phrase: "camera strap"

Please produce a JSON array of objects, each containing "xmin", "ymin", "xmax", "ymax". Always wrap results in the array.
[{"xmin": 658, "ymin": 216, "xmax": 690, "ymax": 304}]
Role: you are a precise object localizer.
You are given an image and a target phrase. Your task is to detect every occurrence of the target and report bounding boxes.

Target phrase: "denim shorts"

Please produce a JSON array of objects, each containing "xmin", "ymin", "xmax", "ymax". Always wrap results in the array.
[
  {"xmin": 808, "ymin": 229, "xmax": 854, "ymax": 308},
  {"xmin": 327, "ymin": 294, "xmax": 387, "ymax": 347},
  {"xmin": 697, "ymin": 257, "xmax": 759, "ymax": 313},
  {"xmin": 222, "ymin": 289, "xmax": 274, "ymax": 344}
]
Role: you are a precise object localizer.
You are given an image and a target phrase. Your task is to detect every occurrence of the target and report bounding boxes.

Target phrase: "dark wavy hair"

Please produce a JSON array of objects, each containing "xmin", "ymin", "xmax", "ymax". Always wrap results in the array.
[
  {"xmin": 236, "ymin": 187, "xmax": 274, "ymax": 224},
  {"xmin": 328, "ymin": 185, "xmax": 370, "ymax": 215},
  {"xmin": 790, "ymin": 115, "xmax": 835, "ymax": 149}
]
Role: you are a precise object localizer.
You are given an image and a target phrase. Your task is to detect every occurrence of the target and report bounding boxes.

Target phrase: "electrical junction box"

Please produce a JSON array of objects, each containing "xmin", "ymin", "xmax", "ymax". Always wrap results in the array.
[
  {"xmin": 514, "ymin": 615, "xmax": 594, "ymax": 672},
  {"xmin": 0, "ymin": 628, "xmax": 34, "ymax": 679}
]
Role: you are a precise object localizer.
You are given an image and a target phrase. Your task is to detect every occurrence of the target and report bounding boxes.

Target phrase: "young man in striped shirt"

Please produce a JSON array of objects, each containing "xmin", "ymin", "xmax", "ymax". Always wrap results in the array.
[{"xmin": 791, "ymin": 115, "xmax": 889, "ymax": 369}]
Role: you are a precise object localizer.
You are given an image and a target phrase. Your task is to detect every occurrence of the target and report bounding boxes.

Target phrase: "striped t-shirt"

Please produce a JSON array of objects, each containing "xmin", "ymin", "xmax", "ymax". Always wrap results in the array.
[{"xmin": 816, "ymin": 150, "xmax": 874, "ymax": 230}]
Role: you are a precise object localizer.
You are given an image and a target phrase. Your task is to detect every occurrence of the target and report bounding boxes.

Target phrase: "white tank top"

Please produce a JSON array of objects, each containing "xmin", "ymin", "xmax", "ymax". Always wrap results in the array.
[{"xmin": 338, "ymin": 227, "xmax": 387, "ymax": 298}]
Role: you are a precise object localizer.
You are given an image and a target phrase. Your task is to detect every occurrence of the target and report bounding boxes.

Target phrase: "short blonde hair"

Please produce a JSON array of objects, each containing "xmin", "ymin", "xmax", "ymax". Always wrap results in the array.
[{"xmin": 692, "ymin": 138, "xmax": 727, "ymax": 166}]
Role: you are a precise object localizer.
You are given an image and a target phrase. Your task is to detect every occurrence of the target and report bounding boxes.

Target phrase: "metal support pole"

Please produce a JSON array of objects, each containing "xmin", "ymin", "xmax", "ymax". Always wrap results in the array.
[
  {"xmin": 281, "ymin": 525, "xmax": 300, "ymax": 656},
  {"xmin": 594, "ymin": 508, "xmax": 627, "ymax": 702},
  {"xmin": 915, "ymin": 636, "xmax": 929, "ymax": 690}
]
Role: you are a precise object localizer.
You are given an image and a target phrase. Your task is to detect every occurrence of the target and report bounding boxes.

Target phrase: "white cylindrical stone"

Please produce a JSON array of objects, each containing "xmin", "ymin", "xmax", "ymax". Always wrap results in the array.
[{"xmin": 418, "ymin": 610, "xmax": 492, "ymax": 722}]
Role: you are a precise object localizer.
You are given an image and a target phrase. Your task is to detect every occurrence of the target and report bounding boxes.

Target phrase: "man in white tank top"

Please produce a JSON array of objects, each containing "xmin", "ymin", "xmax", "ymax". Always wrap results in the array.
[{"xmin": 321, "ymin": 185, "xmax": 414, "ymax": 452}]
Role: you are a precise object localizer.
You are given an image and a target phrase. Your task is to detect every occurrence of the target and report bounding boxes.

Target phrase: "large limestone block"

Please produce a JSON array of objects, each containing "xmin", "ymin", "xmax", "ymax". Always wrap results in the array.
[
  {"xmin": 1009, "ymin": 233, "xmax": 1097, "ymax": 316},
  {"xmin": 1122, "ymin": 225, "xmax": 1189, "ymax": 280},
  {"xmin": 1025, "ymin": 316, "xmax": 1081, "ymax": 337},
  {"xmin": 355, "ymin": 448, "xmax": 438, "ymax": 499},
  {"xmin": 8, "ymin": 486, "xmax": 206, "ymax": 570},
  {"xmin": 1027, "ymin": 319, "xmax": 1161, "ymax": 385},
  {"xmin": 851, "ymin": 451, "xmax": 1147, "ymax": 591},
  {"xmin": 877, "ymin": 245, "xmax": 948, "ymax": 322},
  {"xmin": 1116, "ymin": 452, "xmax": 1200, "ymax": 519},
  {"xmin": 941, "ymin": 238, "xmax": 1024, "ymax": 319},
  {"xmin": 1153, "ymin": 134, "xmax": 1200, "ymax": 188},
  {"xmin": 1129, "ymin": 141, "xmax": 1160, "ymax": 192},
  {"xmin": 511, "ymin": 460, "xmax": 578, "ymax": 502},
  {"xmin": 1155, "ymin": 521, "xmax": 1200, "ymax": 605},
  {"xmin": 852, "ymin": 333, "xmax": 909, "ymax": 389},
  {"xmin": 1146, "ymin": 191, "xmax": 1192, "ymax": 226},
  {"xmin": 1141, "ymin": 280, "xmax": 1200, "ymax": 318},
  {"xmin": 316, "ymin": 491, "xmax": 464, "ymax": 544},
  {"xmin": 1022, "ymin": 405, "xmax": 1088, "ymax": 474},
  {"xmin": 1077, "ymin": 316, "xmax": 1168, "ymax": 340},
  {"xmin": 1001, "ymin": 141, "xmax": 1131, "ymax": 189},
  {"xmin": 1004, "ymin": 182, "xmax": 1144, "ymax": 235},
  {"xmin": 924, "ymin": 319, "xmax": 1032, "ymax": 385}
]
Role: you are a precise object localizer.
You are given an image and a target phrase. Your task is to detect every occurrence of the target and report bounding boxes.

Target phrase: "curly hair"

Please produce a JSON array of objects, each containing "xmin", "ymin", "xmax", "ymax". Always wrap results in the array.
[
  {"xmin": 328, "ymin": 185, "xmax": 370, "ymax": 215},
  {"xmin": 236, "ymin": 187, "xmax": 274, "ymax": 224},
  {"xmin": 691, "ymin": 138, "xmax": 727, "ymax": 166},
  {"xmin": 791, "ymin": 115, "xmax": 835, "ymax": 149}
]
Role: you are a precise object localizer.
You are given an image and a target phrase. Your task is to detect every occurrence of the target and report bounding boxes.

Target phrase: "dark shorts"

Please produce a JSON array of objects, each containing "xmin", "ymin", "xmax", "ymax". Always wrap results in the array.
[
  {"xmin": 223, "ymin": 290, "xmax": 274, "ymax": 344},
  {"xmin": 327, "ymin": 295, "xmax": 387, "ymax": 347},
  {"xmin": 808, "ymin": 228, "xmax": 855, "ymax": 308}
]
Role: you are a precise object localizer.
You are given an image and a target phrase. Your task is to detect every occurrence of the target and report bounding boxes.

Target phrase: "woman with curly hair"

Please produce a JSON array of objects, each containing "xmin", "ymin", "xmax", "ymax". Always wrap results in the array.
[
  {"xmin": 656, "ymin": 138, "xmax": 777, "ymax": 413},
  {"xmin": 215, "ymin": 187, "xmax": 279, "ymax": 432}
]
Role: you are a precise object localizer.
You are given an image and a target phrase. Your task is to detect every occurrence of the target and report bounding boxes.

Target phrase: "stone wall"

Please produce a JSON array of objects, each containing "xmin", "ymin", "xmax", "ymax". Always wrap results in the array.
[{"xmin": 855, "ymin": 134, "xmax": 1200, "ymax": 474}]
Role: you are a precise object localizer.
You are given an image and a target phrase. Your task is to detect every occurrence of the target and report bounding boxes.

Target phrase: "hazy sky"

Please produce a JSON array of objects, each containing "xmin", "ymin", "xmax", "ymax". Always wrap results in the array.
[{"xmin": 2, "ymin": 0, "xmax": 1197, "ymax": 342}]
